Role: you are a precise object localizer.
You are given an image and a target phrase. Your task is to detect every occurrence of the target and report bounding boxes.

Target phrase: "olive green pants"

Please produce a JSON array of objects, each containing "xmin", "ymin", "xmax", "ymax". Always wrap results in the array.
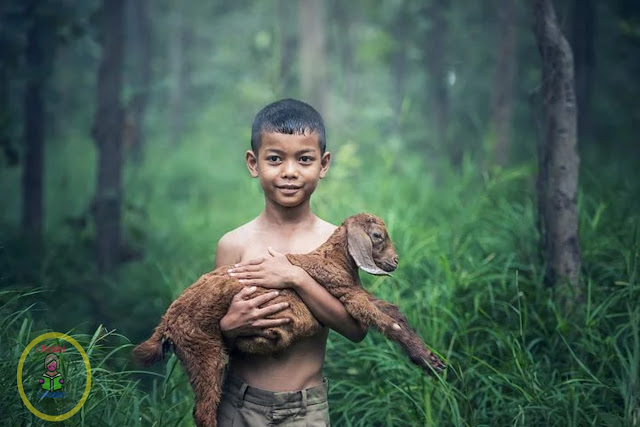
[{"xmin": 217, "ymin": 375, "xmax": 331, "ymax": 426}]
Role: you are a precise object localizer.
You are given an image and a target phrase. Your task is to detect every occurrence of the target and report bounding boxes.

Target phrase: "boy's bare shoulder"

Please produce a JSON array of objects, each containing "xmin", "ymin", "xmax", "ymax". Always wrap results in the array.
[
  {"xmin": 314, "ymin": 217, "xmax": 338, "ymax": 237},
  {"xmin": 215, "ymin": 219, "xmax": 260, "ymax": 267}
]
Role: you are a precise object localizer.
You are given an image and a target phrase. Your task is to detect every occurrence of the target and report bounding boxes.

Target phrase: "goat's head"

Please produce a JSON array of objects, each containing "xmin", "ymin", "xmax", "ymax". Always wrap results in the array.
[{"xmin": 344, "ymin": 213, "xmax": 398, "ymax": 275}]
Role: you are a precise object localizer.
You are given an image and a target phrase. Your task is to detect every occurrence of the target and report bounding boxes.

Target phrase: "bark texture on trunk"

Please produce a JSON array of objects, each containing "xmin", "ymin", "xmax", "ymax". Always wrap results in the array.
[
  {"xmin": 490, "ymin": 0, "xmax": 518, "ymax": 167},
  {"xmin": 533, "ymin": 0, "xmax": 582, "ymax": 299},
  {"xmin": 298, "ymin": 0, "xmax": 328, "ymax": 116},
  {"xmin": 92, "ymin": 0, "xmax": 125, "ymax": 274}
]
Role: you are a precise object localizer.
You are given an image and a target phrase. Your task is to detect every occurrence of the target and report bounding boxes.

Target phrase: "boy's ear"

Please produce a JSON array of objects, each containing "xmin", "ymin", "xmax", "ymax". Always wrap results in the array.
[
  {"xmin": 246, "ymin": 150, "xmax": 259, "ymax": 178},
  {"xmin": 319, "ymin": 151, "xmax": 331, "ymax": 179}
]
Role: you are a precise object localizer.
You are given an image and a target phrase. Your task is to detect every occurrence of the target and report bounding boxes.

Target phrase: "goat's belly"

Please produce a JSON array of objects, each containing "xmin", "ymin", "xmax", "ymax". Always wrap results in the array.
[{"xmin": 235, "ymin": 289, "xmax": 321, "ymax": 354}]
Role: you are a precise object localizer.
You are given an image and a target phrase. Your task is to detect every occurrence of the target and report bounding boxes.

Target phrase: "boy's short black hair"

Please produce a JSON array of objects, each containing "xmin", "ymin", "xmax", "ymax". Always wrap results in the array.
[{"xmin": 251, "ymin": 99, "xmax": 326, "ymax": 154}]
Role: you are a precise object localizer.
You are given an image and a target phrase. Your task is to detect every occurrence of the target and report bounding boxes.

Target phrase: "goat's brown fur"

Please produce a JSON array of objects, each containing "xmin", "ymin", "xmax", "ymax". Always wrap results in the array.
[{"xmin": 133, "ymin": 213, "xmax": 445, "ymax": 427}]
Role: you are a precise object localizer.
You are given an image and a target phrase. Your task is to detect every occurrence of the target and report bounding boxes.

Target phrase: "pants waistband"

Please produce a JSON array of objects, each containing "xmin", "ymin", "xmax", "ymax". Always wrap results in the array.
[{"xmin": 223, "ymin": 375, "xmax": 328, "ymax": 411}]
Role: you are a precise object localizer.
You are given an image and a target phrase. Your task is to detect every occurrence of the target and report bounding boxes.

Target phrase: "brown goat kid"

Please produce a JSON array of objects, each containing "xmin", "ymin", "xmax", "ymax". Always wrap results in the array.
[{"xmin": 133, "ymin": 213, "xmax": 445, "ymax": 427}]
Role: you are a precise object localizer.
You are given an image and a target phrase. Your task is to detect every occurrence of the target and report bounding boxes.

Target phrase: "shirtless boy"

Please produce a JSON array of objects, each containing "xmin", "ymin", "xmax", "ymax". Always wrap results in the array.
[{"xmin": 214, "ymin": 99, "xmax": 367, "ymax": 426}]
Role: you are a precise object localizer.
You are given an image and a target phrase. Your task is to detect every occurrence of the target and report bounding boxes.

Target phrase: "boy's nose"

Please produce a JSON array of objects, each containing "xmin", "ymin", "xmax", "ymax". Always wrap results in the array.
[{"xmin": 281, "ymin": 161, "xmax": 299, "ymax": 178}]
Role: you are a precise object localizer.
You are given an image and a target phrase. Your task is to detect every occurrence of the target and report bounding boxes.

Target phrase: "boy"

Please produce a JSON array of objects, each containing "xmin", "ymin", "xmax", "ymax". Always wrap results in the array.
[{"xmin": 214, "ymin": 99, "xmax": 367, "ymax": 426}]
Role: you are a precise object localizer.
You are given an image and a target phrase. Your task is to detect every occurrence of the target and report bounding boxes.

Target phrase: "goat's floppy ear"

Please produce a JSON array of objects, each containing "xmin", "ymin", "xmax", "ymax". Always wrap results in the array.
[{"xmin": 347, "ymin": 225, "xmax": 390, "ymax": 276}]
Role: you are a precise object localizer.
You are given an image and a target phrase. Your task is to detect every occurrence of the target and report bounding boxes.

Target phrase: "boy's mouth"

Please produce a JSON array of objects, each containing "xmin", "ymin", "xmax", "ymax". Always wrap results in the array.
[{"xmin": 277, "ymin": 185, "xmax": 302, "ymax": 194}]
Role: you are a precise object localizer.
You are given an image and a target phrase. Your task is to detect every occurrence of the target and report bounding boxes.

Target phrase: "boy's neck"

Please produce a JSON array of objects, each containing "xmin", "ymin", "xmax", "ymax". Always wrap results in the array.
[{"xmin": 260, "ymin": 198, "xmax": 316, "ymax": 228}]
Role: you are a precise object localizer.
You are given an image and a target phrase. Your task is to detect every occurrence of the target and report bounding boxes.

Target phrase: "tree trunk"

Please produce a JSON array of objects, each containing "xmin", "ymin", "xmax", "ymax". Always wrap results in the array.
[
  {"xmin": 1, "ymin": 63, "xmax": 19, "ymax": 167},
  {"xmin": 390, "ymin": 7, "xmax": 409, "ymax": 133},
  {"xmin": 92, "ymin": 0, "xmax": 125, "ymax": 275},
  {"xmin": 21, "ymin": 10, "xmax": 54, "ymax": 241},
  {"xmin": 533, "ymin": 0, "xmax": 582, "ymax": 301},
  {"xmin": 422, "ymin": 0, "xmax": 453, "ymax": 165},
  {"xmin": 277, "ymin": 0, "xmax": 297, "ymax": 97},
  {"xmin": 127, "ymin": 0, "xmax": 152, "ymax": 164},
  {"xmin": 332, "ymin": 0, "xmax": 354, "ymax": 104},
  {"xmin": 298, "ymin": 0, "xmax": 328, "ymax": 116},
  {"xmin": 570, "ymin": 0, "xmax": 594, "ymax": 143},
  {"xmin": 490, "ymin": 0, "xmax": 518, "ymax": 167},
  {"xmin": 168, "ymin": 7, "xmax": 187, "ymax": 146}
]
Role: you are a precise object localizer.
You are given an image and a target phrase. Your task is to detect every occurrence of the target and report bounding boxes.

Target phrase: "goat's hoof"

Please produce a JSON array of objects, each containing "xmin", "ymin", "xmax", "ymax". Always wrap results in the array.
[
  {"xmin": 416, "ymin": 351, "xmax": 446, "ymax": 376},
  {"xmin": 426, "ymin": 354, "xmax": 446, "ymax": 375}
]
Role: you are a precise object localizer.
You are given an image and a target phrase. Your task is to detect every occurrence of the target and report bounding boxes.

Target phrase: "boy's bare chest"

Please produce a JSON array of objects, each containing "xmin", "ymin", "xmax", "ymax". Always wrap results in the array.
[{"xmin": 239, "ymin": 233, "xmax": 328, "ymax": 262}]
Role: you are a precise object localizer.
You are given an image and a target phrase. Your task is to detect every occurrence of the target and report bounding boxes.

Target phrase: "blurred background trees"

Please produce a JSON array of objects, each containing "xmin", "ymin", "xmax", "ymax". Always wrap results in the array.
[{"xmin": 1, "ymin": 0, "xmax": 639, "ymax": 425}]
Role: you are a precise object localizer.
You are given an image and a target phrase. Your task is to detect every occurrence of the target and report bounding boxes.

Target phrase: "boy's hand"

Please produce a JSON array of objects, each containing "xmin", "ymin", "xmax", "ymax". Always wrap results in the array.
[
  {"xmin": 227, "ymin": 247, "xmax": 304, "ymax": 289},
  {"xmin": 220, "ymin": 286, "xmax": 291, "ymax": 340}
]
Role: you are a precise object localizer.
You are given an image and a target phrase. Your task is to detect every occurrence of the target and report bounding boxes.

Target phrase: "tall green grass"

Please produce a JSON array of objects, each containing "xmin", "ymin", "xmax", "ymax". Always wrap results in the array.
[
  {"xmin": 0, "ymin": 288, "xmax": 197, "ymax": 425},
  {"xmin": 1, "ymin": 128, "xmax": 638, "ymax": 425},
  {"xmin": 322, "ymin": 159, "xmax": 639, "ymax": 426}
]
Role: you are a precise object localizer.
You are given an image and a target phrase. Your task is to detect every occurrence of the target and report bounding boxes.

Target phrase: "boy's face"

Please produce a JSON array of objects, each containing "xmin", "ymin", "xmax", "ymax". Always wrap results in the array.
[{"xmin": 246, "ymin": 131, "xmax": 330, "ymax": 208}]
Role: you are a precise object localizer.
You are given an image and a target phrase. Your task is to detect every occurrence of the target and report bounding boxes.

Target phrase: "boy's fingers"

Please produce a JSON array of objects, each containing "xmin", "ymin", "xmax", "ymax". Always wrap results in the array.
[
  {"xmin": 235, "ymin": 286, "xmax": 257, "ymax": 300},
  {"xmin": 247, "ymin": 291, "xmax": 280, "ymax": 307},
  {"xmin": 256, "ymin": 302, "xmax": 290, "ymax": 317},
  {"xmin": 251, "ymin": 317, "xmax": 291, "ymax": 328},
  {"xmin": 227, "ymin": 265, "xmax": 262, "ymax": 277},
  {"xmin": 232, "ymin": 270, "xmax": 266, "ymax": 280}
]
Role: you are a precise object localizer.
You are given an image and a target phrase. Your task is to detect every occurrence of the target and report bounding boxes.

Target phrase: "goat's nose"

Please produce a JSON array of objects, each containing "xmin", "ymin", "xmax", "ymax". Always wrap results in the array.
[{"xmin": 393, "ymin": 255, "xmax": 399, "ymax": 265}]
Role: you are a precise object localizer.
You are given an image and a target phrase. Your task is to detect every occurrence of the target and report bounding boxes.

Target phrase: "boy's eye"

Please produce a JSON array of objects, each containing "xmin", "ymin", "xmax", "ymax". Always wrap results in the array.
[
  {"xmin": 266, "ymin": 155, "xmax": 281, "ymax": 162},
  {"xmin": 300, "ymin": 156, "xmax": 314, "ymax": 163}
]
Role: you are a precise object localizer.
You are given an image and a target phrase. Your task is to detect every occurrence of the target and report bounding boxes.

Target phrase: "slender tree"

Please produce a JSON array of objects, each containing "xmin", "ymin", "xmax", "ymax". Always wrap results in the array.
[
  {"xmin": 421, "ymin": 0, "xmax": 453, "ymax": 165},
  {"xmin": 298, "ymin": 0, "xmax": 328, "ymax": 116},
  {"xmin": 277, "ymin": 0, "xmax": 297, "ymax": 97},
  {"xmin": 21, "ymin": 4, "xmax": 58, "ymax": 242},
  {"xmin": 533, "ymin": 0, "xmax": 582, "ymax": 301},
  {"xmin": 390, "ymin": 5, "xmax": 410, "ymax": 133},
  {"xmin": 92, "ymin": 0, "xmax": 125, "ymax": 274},
  {"xmin": 168, "ymin": 6, "xmax": 190, "ymax": 146},
  {"xmin": 489, "ymin": 0, "xmax": 518, "ymax": 167},
  {"xmin": 127, "ymin": 0, "xmax": 152, "ymax": 164},
  {"xmin": 0, "ymin": 9, "xmax": 21, "ymax": 169},
  {"xmin": 331, "ymin": 0, "xmax": 354, "ymax": 104}
]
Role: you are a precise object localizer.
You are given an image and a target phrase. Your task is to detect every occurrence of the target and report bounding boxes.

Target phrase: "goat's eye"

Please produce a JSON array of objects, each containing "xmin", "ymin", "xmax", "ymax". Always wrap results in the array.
[{"xmin": 372, "ymin": 232, "xmax": 383, "ymax": 240}]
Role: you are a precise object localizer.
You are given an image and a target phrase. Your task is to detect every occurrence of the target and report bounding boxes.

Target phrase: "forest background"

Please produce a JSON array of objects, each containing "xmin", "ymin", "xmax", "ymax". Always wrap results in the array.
[{"xmin": 1, "ymin": 0, "xmax": 639, "ymax": 425}]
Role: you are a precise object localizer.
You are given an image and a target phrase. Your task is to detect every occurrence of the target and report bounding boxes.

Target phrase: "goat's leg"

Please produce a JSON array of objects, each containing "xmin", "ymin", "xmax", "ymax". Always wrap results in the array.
[
  {"xmin": 341, "ymin": 291, "xmax": 445, "ymax": 374},
  {"xmin": 175, "ymin": 332, "xmax": 228, "ymax": 427},
  {"xmin": 191, "ymin": 359, "xmax": 227, "ymax": 427}
]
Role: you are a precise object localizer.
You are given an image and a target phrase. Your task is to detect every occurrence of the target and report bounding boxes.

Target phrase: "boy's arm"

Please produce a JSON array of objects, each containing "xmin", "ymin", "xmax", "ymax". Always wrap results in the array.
[
  {"xmin": 215, "ymin": 235, "xmax": 290, "ymax": 342},
  {"xmin": 227, "ymin": 248, "xmax": 368, "ymax": 342},
  {"xmin": 292, "ymin": 268, "xmax": 368, "ymax": 342}
]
